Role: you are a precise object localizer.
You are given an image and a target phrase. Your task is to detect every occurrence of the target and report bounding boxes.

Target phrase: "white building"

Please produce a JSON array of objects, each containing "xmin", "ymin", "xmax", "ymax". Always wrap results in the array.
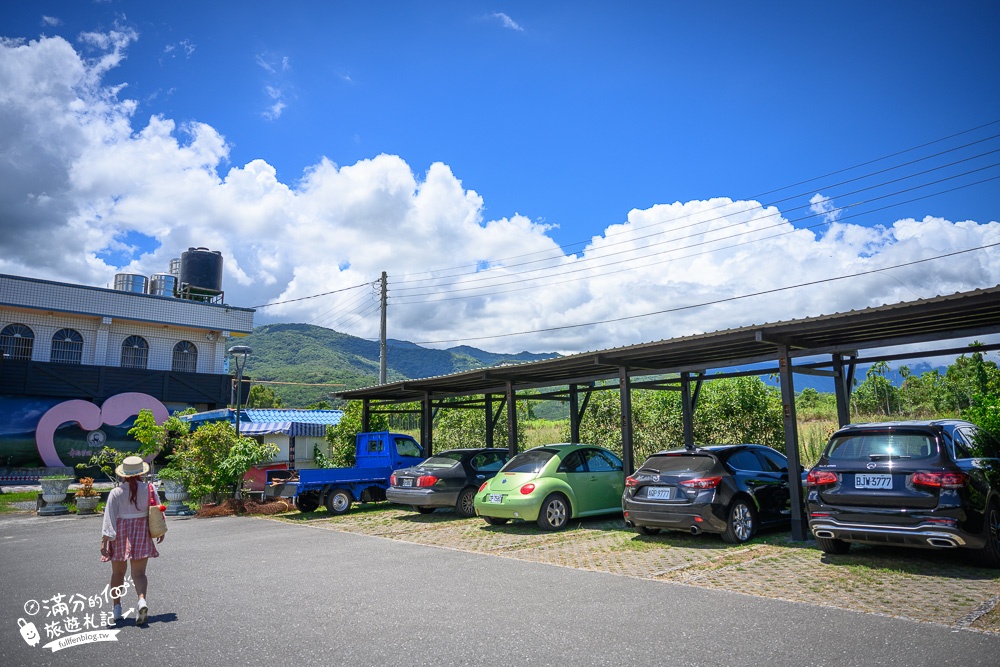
[{"xmin": 0, "ymin": 272, "xmax": 254, "ymax": 471}]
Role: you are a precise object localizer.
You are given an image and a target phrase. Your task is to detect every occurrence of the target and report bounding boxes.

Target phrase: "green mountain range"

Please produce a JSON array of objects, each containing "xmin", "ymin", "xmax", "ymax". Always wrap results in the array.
[{"xmin": 237, "ymin": 323, "xmax": 559, "ymax": 407}]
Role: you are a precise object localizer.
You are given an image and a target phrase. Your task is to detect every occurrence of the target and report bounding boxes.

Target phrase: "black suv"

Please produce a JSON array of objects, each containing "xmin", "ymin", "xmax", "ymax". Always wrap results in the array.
[{"xmin": 806, "ymin": 420, "xmax": 1000, "ymax": 566}]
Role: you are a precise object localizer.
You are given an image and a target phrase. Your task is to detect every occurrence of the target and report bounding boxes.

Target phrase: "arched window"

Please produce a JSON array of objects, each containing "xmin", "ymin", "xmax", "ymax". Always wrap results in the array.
[
  {"xmin": 0, "ymin": 323, "xmax": 34, "ymax": 361},
  {"xmin": 172, "ymin": 340, "xmax": 198, "ymax": 373},
  {"xmin": 120, "ymin": 335, "xmax": 149, "ymax": 369},
  {"xmin": 51, "ymin": 328, "xmax": 83, "ymax": 365}
]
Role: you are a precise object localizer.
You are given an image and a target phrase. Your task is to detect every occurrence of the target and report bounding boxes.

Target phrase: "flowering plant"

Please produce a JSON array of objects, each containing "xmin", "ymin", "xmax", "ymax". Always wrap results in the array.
[{"xmin": 75, "ymin": 477, "xmax": 99, "ymax": 498}]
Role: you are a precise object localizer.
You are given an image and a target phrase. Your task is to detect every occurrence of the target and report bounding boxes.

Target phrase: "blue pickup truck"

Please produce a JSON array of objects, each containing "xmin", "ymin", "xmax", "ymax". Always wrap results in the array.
[{"xmin": 267, "ymin": 431, "xmax": 425, "ymax": 515}]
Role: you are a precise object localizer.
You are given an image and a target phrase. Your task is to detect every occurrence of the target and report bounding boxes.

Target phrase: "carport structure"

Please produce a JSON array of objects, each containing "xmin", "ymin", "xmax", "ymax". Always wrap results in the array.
[{"xmin": 336, "ymin": 286, "xmax": 1000, "ymax": 539}]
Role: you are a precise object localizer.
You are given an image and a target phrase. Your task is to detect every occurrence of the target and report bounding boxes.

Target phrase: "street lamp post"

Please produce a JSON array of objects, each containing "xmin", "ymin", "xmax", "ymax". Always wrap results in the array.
[{"xmin": 228, "ymin": 345, "xmax": 252, "ymax": 442}]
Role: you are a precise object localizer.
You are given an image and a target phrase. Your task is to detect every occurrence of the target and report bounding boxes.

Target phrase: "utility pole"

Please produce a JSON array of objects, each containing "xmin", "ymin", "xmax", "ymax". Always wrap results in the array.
[{"xmin": 379, "ymin": 271, "xmax": 387, "ymax": 385}]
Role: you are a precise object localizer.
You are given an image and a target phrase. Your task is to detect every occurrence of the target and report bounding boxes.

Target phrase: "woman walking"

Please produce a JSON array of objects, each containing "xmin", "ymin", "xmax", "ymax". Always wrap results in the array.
[{"xmin": 100, "ymin": 456, "xmax": 164, "ymax": 626}]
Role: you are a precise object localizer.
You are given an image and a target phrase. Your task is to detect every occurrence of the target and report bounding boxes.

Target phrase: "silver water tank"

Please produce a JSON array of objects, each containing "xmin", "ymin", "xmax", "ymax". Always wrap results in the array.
[
  {"xmin": 179, "ymin": 247, "xmax": 223, "ymax": 293},
  {"xmin": 169, "ymin": 258, "xmax": 181, "ymax": 276},
  {"xmin": 149, "ymin": 273, "xmax": 178, "ymax": 297},
  {"xmin": 113, "ymin": 273, "xmax": 148, "ymax": 294}
]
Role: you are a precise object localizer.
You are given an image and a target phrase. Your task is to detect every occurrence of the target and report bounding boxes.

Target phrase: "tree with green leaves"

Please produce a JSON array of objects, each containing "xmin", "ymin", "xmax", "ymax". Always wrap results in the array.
[
  {"xmin": 325, "ymin": 401, "xmax": 389, "ymax": 467},
  {"xmin": 568, "ymin": 376, "xmax": 785, "ymax": 464},
  {"xmin": 433, "ymin": 396, "xmax": 527, "ymax": 452},
  {"xmin": 170, "ymin": 421, "xmax": 278, "ymax": 502},
  {"xmin": 246, "ymin": 384, "xmax": 283, "ymax": 409},
  {"xmin": 851, "ymin": 361, "xmax": 900, "ymax": 417}
]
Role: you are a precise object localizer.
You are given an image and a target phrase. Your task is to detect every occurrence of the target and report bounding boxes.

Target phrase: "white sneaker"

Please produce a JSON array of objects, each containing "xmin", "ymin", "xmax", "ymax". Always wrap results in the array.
[
  {"xmin": 111, "ymin": 603, "xmax": 122, "ymax": 624},
  {"xmin": 136, "ymin": 599, "xmax": 148, "ymax": 625}
]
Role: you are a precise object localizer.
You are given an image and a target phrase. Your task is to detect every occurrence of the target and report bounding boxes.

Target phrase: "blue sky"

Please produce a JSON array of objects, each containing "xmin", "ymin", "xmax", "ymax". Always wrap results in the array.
[{"xmin": 1, "ymin": 1, "xmax": 998, "ymax": 356}]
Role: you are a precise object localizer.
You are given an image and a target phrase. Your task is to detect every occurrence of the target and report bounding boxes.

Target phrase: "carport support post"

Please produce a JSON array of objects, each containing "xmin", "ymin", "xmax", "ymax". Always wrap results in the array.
[
  {"xmin": 680, "ymin": 372, "xmax": 694, "ymax": 448},
  {"xmin": 421, "ymin": 392, "xmax": 433, "ymax": 457},
  {"xmin": 832, "ymin": 353, "xmax": 852, "ymax": 427},
  {"xmin": 506, "ymin": 381, "xmax": 518, "ymax": 457},
  {"xmin": 569, "ymin": 384, "xmax": 580, "ymax": 443},
  {"xmin": 777, "ymin": 344, "xmax": 808, "ymax": 541},
  {"xmin": 619, "ymin": 367, "xmax": 634, "ymax": 475},
  {"xmin": 485, "ymin": 393, "xmax": 494, "ymax": 449},
  {"xmin": 361, "ymin": 400, "xmax": 371, "ymax": 433}
]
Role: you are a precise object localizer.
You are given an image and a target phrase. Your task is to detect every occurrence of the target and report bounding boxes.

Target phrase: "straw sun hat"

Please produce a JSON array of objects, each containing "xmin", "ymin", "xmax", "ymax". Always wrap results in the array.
[{"xmin": 115, "ymin": 456, "xmax": 150, "ymax": 478}]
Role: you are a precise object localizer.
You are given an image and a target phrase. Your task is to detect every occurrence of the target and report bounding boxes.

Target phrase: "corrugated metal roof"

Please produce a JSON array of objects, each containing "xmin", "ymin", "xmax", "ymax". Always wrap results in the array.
[
  {"xmin": 337, "ymin": 285, "xmax": 1000, "ymax": 402},
  {"xmin": 242, "ymin": 409, "xmax": 343, "ymax": 425}
]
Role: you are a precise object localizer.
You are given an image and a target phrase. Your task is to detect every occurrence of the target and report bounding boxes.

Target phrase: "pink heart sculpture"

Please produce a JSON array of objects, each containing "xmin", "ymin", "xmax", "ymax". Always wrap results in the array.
[{"xmin": 35, "ymin": 393, "xmax": 170, "ymax": 467}]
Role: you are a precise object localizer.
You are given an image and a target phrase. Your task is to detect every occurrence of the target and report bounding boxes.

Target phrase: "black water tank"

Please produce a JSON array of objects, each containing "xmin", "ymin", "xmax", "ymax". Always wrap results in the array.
[{"xmin": 179, "ymin": 247, "xmax": 223, "ymax": 292}]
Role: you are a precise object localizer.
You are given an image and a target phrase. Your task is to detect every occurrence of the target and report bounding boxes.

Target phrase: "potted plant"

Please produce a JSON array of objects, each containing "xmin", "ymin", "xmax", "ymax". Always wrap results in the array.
[
  {"xmin": 157, "ymin": 465, "xmax": 195, "ymax": 516},
  {"xmin": 39, "ymin": 473, "xmax": 72, "ymax": 516},
  {"xmin": 74, "ymin": 477, "xmax": 100, "ymax": 515}
]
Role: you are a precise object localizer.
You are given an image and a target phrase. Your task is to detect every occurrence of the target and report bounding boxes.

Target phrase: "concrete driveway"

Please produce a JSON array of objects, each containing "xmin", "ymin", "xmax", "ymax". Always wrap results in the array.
[{"xmin": 2, "ymin": 512, "xmax": 999, "ymax": 666}]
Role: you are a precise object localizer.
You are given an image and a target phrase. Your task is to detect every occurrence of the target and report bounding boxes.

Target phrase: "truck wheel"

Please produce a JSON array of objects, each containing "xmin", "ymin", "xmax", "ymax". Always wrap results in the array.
[
  {"xmin": 455, "ymin": 487, "xmax": 477, "ymax": 518},
  {"xmin": 484, "ymin": 516, "xmax": 508, "ymax": 526},
  {"xmin": 294, "ymin": 493, "xmax": 320, "ymax": 513},
  {"xmin": 415, "ymin": 506, "xmax": 435, "ymax": 514},
  {"xmin": 325, "ymin": 489, "xmax": 353, "ymax": 515}
]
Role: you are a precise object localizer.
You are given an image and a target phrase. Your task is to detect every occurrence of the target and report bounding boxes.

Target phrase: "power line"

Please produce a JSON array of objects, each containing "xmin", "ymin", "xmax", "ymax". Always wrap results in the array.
[
  {"xmin": 410, "ymin": 241, "xmax": 1000, "ymax": 346},
  {"xmin": 392, "ymin": 168, "xmax": 1000, "ymax": 302},
  {"xmin": 251, "ymin": 280, "xmax": 375, "ymax": 309},
  {"xmin": 391, "ymin": 120, "xmax": 1000, "ymax": 285}
]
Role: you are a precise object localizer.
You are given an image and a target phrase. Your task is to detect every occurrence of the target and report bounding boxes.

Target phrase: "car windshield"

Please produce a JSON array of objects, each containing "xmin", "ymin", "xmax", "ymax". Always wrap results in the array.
[
  {"xmin": 641, "ymin": 453, "xmax": 716, "ymax": 473},
  {"xmin": 417, "ymin": 454, "xmax": 463, "ymax": 469},
  {"xmin": 826, "ymin": 431, "xmax": 937, "ymax": 461},
  {"xmin": 502, "ymin": 449, "xmax": 556, "ymax": 474}
]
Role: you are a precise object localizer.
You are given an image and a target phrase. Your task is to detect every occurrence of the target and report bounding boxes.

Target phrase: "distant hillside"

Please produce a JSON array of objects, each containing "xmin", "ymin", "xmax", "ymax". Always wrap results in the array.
[{"xmin": 238, "ymin": 323, "xmax": 560, "ymax": 407}]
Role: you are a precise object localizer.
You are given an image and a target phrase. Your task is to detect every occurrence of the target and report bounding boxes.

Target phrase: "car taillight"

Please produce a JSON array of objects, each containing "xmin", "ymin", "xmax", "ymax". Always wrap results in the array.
[
  {"xmin": 415, "ymin": 475, "xmax": 438, "ymax": 487},
  {"xmin": 625, "ymin": 476, "xmax": 638, "ymax": 488},
  {"xmin": 520, "ymin": 483, "xmax": 536, "ymax": 495},
  {"xmin": 807, "ymin": 470, "xmax": 838, "ymax": 487},
  {"xmin": 912, "ymin": 471, "xmax": 968, "ymax": 489},
  {"xmin": 680, "ymin": 476, "xmax": 721, "ymax": 490},
  {"xmin": 478, "ymin": 481, "xmax": 488, "ymax": 493},
  {"xmin": 389, "ymin": 474, "xmax": 397, "ymax": 486}
]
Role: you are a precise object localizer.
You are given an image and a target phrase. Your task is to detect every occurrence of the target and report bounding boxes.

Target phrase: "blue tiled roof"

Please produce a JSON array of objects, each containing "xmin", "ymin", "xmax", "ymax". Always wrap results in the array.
[
  {"xmin": 179, "ymin": 408, "xmax": 233, "ymax": 424},
  {"xmin": 242, "ymin": 409, "xmax": 343, "ymax": 425}
]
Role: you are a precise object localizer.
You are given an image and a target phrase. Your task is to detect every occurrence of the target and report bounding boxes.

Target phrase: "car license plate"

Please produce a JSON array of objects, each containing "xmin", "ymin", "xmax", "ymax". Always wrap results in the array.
[
  {"xmin": 855, "ymin": 474, "xmax": 892, "ymax": 489},
  {"xmin": 402, "ymin": 478, "xmax": 413, "ymax": 487},
  {"xmin": 487, "ymin": 493, "xmax": 503, "ymax": 504},
  {"xmin": 646, "ymin": 487, "xmax": 673, "ymax": 500}
]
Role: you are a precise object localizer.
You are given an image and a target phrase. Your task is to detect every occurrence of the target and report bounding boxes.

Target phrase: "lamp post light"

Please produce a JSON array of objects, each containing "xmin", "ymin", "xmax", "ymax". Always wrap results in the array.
[{"xmin": 228, "ymin": 345, "xmax": 252, "ymax": 441}]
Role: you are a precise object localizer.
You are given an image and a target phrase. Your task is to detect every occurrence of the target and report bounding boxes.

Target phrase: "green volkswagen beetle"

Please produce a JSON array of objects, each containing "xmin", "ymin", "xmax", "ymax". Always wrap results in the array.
[{"xmin": 474, "ymin": 443, "xmax": 626, "ymax": 531}]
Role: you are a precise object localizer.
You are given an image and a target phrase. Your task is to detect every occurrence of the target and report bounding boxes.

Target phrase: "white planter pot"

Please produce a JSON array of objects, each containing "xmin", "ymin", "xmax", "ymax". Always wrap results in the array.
[
  {"xmin": 39, "ymin": 478, "xmax": 71, "ymax": 516},
  {"xmin": 75, "ymin": 496, "xmax": 99, "ymax": 515},
  {"xmin": 162, "ymin": 479, "xmax": 194, "ymax": 516}
]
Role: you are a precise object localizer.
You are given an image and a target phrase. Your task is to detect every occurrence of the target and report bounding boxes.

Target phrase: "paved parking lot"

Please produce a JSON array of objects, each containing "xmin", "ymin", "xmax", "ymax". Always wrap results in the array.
[{"xmin": 273, "ymin": 504, "xmax": 1000, "ymax": 633}]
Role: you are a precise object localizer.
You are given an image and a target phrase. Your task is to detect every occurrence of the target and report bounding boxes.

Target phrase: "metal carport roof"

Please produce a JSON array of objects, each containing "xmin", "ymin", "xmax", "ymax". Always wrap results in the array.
[{"xmin": 337, "ymin": 285, "xmax": 1000, "ymax": 402}]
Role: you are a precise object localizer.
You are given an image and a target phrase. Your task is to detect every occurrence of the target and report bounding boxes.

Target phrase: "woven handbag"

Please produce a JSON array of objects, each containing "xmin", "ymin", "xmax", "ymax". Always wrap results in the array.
[{"xmin": 147, "ymin": 483, "xmax": 167, "ymax": 538}]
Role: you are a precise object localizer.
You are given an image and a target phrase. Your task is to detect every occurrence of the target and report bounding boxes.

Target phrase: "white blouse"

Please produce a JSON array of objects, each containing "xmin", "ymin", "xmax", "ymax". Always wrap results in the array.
[{"xmin": 101, "ymin": 483, "xmax": 151, "ymax": 540}]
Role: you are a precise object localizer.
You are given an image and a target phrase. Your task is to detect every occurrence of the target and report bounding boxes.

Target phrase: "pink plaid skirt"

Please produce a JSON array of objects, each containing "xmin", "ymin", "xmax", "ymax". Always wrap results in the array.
[{"xmin": 101, "ymin": 517, "xmax": 159, "ymax": 562}]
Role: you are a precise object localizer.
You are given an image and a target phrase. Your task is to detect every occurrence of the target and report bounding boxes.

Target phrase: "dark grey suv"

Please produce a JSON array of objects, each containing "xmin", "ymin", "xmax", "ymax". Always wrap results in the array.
[{"xmin": 806, "ymin": 420, "xmax": 1000, "ymax": 566}]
